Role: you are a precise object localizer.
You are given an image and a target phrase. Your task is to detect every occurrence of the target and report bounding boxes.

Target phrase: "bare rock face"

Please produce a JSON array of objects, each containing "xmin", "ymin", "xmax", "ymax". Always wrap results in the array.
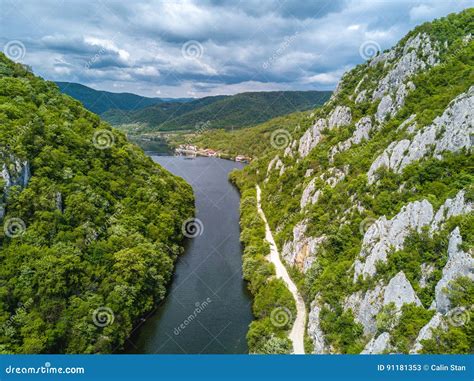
[
  {"xmin": 328, "ymin": 106, "xmax": 352, "ymax": 129},
  {"xmin": 368, "ymin": 86, "xmax": 473, "ymax": 183},
  {"xmin": 281, "ymin": 220, "xmax": 325, "ymax": 273},
  {"xmin": 301, "ymin": 178, "xmax": 318, "ymax": 209},
  {"xmin": 298, "ymin": 118, "xmax": 327, "ymax": 158},
  {"xmin": 267, "ymin": 155, "xmax": 284, "ymax": 176},
  {"xmin": 1, "ymin": 159, "xmax": 30, "ymax": 192},
  {"xmin": 384, "ymin": 271, "xmax": 422, "ymax": 308},
  {"xmin": 410, "ymin": 313, "xmax": 444, "ymax": 354},
  {"xmin": 354, "ymin": 190, "xmax": 471, "ymax": 281},
  {"xmin": 361, "ymin": 332, "xmax": 391, "ymax": 354},
  {"xmin": 345, "ymin": 283, "xmax": 385, "ymax": 335},
  {"xmin": 354, "ymin": 199, "xmax": 433, "ymax": 281},
  {"xmin": 308, "ymin": 298, "xmax": 328, "ymax": 353},
  {"xmin": 330, "ymin": 117, "xmax": 373, "ymax": 161},
  {"xmin": 431, "ymin": 191, "xmax": 470, "ymax": 232},
  {"xmin": 372, "ymin": 33, "xmax": 439, "ymax": 101},
  {"xmin": 432, "ymin": 227, "xmax": 474, "ymax": 313},
  {"xmin": 346, "ymin": 271, "xmax": 420, "ymax": 335}
]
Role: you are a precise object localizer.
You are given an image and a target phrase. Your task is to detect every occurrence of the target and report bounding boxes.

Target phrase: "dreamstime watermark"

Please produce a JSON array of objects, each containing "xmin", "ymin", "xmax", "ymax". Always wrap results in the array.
[
  {"xmin": 84, "ymin": 203, "xmax": 123, "ymax": 245},
  {"xmin": 181, "ymin": 40, "xmax": 204, "ymax": 60},
  {"xmin": 92, "ymin": 306, "xmax": 115, "ymax": 327},
  {"xmin": 181, "ymin": 217, "xmax": 204, "ymax": 238},
  {"xmin": 195, "ymin": 120, "xmax": 212, "ymax": 135},
  {"xmin": 270, "ymin": 129, "xmax": 291, "ymax": 149},
  {"xmin": 446, "ymin": 306, "xmax": 471, "ymax": 327},
  {"xmin": 5, "ymin": 362, "xmax": 85, "ymax": 375},
  {"xmin": 1, "ymin": 298, "xmax": 33, "ymax": 335},
  {"xmin": 262, "ymin": 32, "xmax": 299, "ymax": 69},
  {"xmin": 173, "ymin": 298, "xmax": 212, "ymax": 335},
  {"xmin": 270, "ymin": 306, "xmax": 292, "ymax": 328},
  {"xmin": 92, "ymin": 129, "xmax": 115, "ymax": 150},
  {"xmin": 3, "ymin": 217, "xmax": 26, "ymax": 238},
  {"xmin": 359, "ymin": 40, "xmax": 381, "ymax": 60},
  {"xmin": 3, "ymin": 40, "xmax": 26, "ymax": 61}
]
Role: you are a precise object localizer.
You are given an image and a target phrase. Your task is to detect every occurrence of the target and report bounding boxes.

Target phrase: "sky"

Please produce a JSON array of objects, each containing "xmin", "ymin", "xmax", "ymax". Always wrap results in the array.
[{"xmin": 0, "ymin": 0, "xmax": 471, "ymax": 98}]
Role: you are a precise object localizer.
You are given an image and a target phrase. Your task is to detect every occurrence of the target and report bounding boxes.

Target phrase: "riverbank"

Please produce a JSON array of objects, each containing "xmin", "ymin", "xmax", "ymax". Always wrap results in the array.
[{"xmin": 126, "ymin": 156, "xmax": 252, "ymax": 354}]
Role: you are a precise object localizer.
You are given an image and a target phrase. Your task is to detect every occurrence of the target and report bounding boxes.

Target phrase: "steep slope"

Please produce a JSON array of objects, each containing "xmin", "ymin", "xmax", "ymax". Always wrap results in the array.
[
  {"xmin": 102, "ymin": 91, "xmax": 331, "ymax": 132},
  {"xmin": 56, "ymin": 82, "xmax": 171, "ymax": 114},
  {"xmin": 233, "ymin": 9, "xmax": 473, "ymax": 354},
  {"xmin": 0, "ymin": 55, "xmax": 194, "ymax": 353}
]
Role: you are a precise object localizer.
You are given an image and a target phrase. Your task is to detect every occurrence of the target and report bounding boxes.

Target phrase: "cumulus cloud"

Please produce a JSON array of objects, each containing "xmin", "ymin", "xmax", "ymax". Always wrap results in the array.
[{"xmin": 0, "ymin": 0, "xmax": 471, "ymax": 97}]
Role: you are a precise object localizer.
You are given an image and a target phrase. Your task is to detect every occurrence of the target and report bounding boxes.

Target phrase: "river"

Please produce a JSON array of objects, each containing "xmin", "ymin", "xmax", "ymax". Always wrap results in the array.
[{"xmin": 126, "ymin": 153, "xmax": 253, "ymax": 354}]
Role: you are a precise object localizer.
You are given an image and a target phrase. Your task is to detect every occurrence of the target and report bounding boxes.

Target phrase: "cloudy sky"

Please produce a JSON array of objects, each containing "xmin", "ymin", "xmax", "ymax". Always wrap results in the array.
[{"xmin": 0, "ymin": 0, "xmax": 471, "ymax": 98}]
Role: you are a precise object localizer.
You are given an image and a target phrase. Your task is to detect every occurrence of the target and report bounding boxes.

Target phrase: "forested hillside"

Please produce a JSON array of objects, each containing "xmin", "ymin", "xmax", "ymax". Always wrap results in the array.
[
  {"xmin": 0, "ymin": 55, "xmax": 194, "ymax": 353},
  {"xmin": 102, "ymin": 90, "xmax": 331, "ymax": 132},
  {"xmin": 56, "ymin": 82, "xmax": 181, "ymax": 114},
  {"xmin": 231, "ymin": 9, "xmax": 473, "ymax": 354}
]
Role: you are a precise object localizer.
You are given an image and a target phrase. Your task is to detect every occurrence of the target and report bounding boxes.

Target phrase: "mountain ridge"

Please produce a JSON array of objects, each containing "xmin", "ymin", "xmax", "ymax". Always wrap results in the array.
[{"xmin": 230, "ymin": 8, "xmax": 473, "ymax": 354}]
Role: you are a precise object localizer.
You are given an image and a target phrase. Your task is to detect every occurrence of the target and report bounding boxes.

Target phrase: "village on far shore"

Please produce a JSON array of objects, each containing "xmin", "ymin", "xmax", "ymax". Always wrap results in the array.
[{"xmin": 175, "ymin": 144, "xmax": 251, "ymax": 163}]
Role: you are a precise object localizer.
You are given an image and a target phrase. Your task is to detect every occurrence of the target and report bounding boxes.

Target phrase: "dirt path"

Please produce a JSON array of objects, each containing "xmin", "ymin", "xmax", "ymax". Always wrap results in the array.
[{"xmin": 256, "ymin": 185, "xmax": 306, "ymax": 354}]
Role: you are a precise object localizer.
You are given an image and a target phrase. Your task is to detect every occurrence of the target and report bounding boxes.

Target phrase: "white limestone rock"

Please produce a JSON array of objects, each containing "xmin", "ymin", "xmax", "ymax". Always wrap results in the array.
[
  {"xmin": 355, "ymin": 89, "xmax": 367, "ymax": 104},
  {"xmin": 432, "ymin": 227, "xmax": 474, "ymax": 313},
  {"xmin": 308, "ymin": 299, "xmax": 328, "ymax": 353},
  {"xmin": 298, "ymin": 118, "xmax": 327, "ymax": 158},
  {"xmin": 328, "ymin": 106, "xmax": 352, "ymax": 129},
  {"xmin": 368, "ymin": 86, "xmax": 473, "ymax": 183},
  {"xmin": 345, "ymin": 283, "xmax": 385, "ymax": 335},
  {"xmin": 267, "ymin": 155, "xmax": 280, "ymax": 173},
  {"xmin": 384, "ymin": 271, "xmax": 422, "ymax": 308},
  {"xmin": 396, "ymin": 114, "xmax": 417, "ymax": 133},
  {"xmin": 281, "ymin": 220, "xmax": 325, "ymax": 273},
  {"xmin": 354, "ymin": 199, "xmax": 434, "ymax": 280},
  {"xmin": 376, "ymin": 95, "xmax": 393, "ymax": 122},
  {"xmin": 301, "ymin": 178, "xmax": 317, "ymax": 209},
  {"xmin": 410, "ymin": 313, "xmax": 444, "ymax": 354},
  {"xmin": 330, "ymin": 117, "xmax": 373, "ymax": 161},
  {"xmin": 372, "ymin": 33, "xmax": 439, "ymax": 101},
  {"xmin": 431, "ymin": 190, "xmax": 471, "ymax": 232},
  {"xmin": 361, "ymin": 332, "xmax": 391, "ymax": 354},
  {"xmin": 1, "ymin": 159, "xmax": 30, "ymax": 194}
]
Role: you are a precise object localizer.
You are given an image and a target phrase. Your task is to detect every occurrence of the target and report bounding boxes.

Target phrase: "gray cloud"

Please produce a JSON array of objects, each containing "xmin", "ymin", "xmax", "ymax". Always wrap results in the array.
[{"xmin": 0, "ymin": 0, "xmax": 471, "ymax": 97}]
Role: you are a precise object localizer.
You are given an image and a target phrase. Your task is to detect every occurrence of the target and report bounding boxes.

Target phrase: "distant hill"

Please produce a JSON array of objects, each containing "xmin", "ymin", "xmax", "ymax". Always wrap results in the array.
[
  {"xmin": 55, "ymin": 82, "xmax": 192, "ymax": 114},
  {"xmin": 102, "ymin": 90, "xmax": 332, "ymax": 132}
]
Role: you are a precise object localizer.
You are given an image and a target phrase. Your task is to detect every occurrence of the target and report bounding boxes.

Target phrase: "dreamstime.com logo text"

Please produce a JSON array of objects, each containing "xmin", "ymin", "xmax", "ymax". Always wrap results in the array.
[
  {"xmin": 173, "ymin": 298, "xmax": 212, "ymax": 336},
  {"xmin": 5, "ymin": 362, "xmax": 85, "ymax": 375}
]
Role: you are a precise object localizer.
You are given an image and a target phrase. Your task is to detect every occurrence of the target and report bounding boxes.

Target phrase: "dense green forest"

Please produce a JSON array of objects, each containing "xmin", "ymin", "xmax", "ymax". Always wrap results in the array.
[
  {"xmin": 229, "ymin": 9, "xmax": 473, "ymax": 353},
  {"xmin": 101, "ymin": 90, "xmax": 331, "ymax": 132},
  {"xmin": 56, "ymin": 82, "xmax": 171, "ymax": 114},
  {"xmin": 0, "ymin": 54, "xmax": 194, "ymax": 353}
]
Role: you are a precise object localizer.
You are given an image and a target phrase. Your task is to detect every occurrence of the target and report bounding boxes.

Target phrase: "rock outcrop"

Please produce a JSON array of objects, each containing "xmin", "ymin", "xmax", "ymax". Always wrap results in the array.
[
  {"xmin": 281, "ymin": 220, "xmax": 325, "ymax": 273},
  {"xmin": 361, "ymin": 332, "xmax": 391, "ymax": 354},
  {"xmin": 372, "ymin": 33, "xmax": 439, "ymax": 101},
  {"xmin": 368, "ymin": 86, "xmax": 473, "ymax": 183},
  {"xmin": 307, "ymin": 299, "xmax": 328, "ymax": 353},
  {"xmin": 298, "ymin": 106, "xmax": 352, "ymax": 158},
  {"xmin": 354, "ymin": 190, "xmax": 471, "ymax": 281},
  {"xmin": 432, "ymin": 227, "xmax": 474, "ymax": 313},
  {"xmin": 346, "ymin": 271, "xmax": 420, "ymax": 335},
  {"xmin": 410, "ymin": 313, "xmax": 444, "ymax": 354},
  {"xmin": 330, "ymin": 116, "xmax": 373, "ymax": 161}
]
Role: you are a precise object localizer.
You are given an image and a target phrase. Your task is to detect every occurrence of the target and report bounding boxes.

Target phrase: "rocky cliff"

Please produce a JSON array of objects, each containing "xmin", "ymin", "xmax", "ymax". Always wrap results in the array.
[{"xmin": 235, "ymin": 9, "xmax": 473, "ymax": 354}]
